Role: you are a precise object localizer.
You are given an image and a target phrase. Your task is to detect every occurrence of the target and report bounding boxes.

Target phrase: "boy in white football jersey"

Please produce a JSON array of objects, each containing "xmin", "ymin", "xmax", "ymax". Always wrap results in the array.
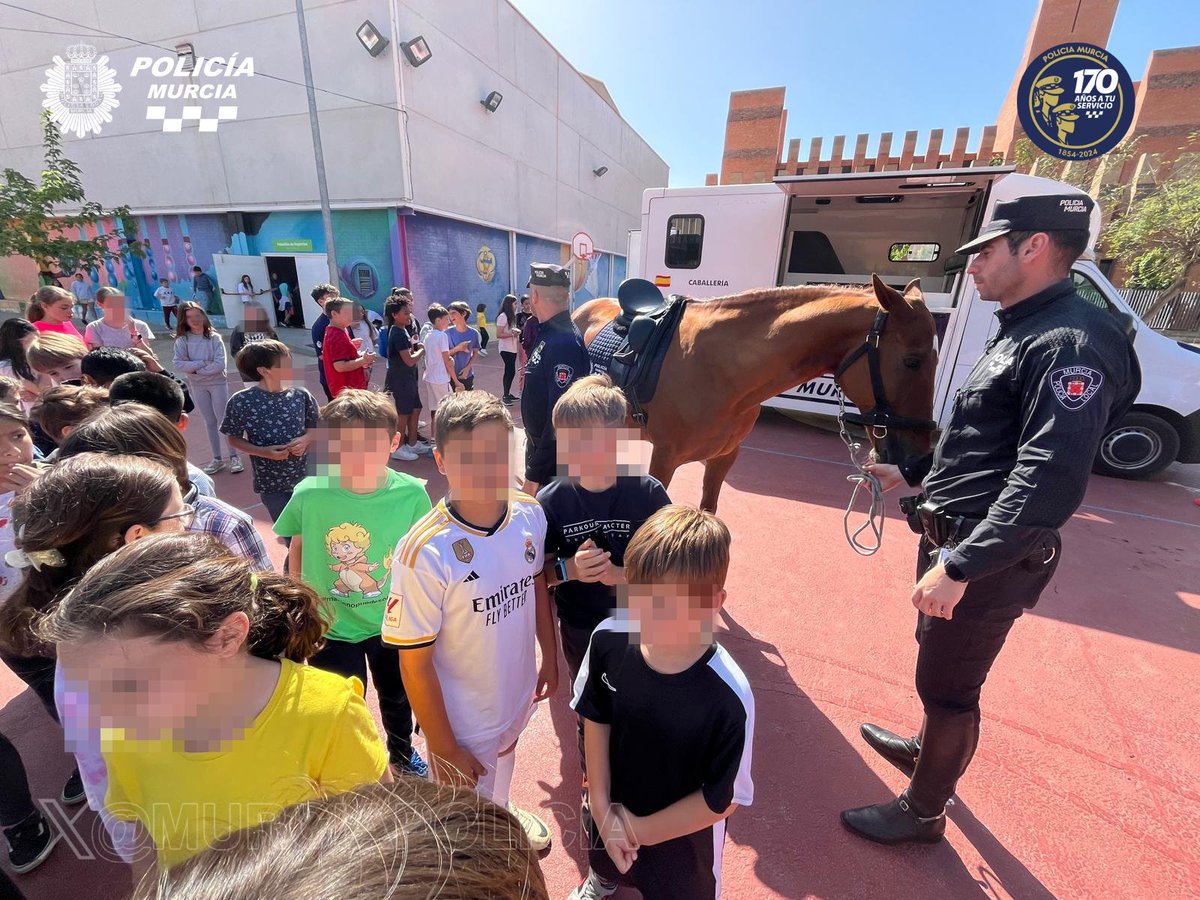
[{"xmin": 385, "ymin": 390, "xmax": 558, "ymax": 851}]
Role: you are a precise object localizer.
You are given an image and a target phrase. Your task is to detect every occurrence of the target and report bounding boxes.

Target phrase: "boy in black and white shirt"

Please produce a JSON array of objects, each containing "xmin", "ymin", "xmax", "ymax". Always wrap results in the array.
[{"xmin": 571, "ymin": 505, "xmax": 754, "ymax": 900}]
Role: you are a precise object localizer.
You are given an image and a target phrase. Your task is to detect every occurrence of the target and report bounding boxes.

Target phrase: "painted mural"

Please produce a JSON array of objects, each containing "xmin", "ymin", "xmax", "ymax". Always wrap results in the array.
[
  {"xmin": 0, "ymin": 206, "xmax": 625, "ymax": 326},
  {"xmin": 406, "ymin": 213, "xmax": 514, "ymax": 319}
]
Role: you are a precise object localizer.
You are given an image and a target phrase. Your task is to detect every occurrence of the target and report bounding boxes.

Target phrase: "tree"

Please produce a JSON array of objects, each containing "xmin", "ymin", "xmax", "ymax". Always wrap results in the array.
[
  {"xmin": 1105, "ymin": 154, "xmax": 1200, "ymax": 316},
  {"xmin": 0, "ymin": 111, "xmax": 141, "ymax": 276}
]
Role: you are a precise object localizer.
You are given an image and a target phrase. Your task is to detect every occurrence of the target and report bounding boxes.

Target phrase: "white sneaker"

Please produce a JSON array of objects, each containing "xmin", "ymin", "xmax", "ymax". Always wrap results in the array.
[
  {"xmin": 390, "ymin": 445, "xmax": 420, "ymax": 461},
  {"xmin": 479, "ymin": 348, "xmax": 489, "ymax": 357},
  {"xmin": 202, "ymin": 458, "xmax": 225, "ymax": 475},
  {"xmin": 229, "ymin": 456, "xmax": 244, "ymax": 474},
  {"xmin": 412, "ymin": 440, "xmax": 434, "ymax": 456},
  {"xmin": 508, "ymin": 803, "xmax": 551, "ymax": 853},
  {"xmin": 568, "ymin": 869, "xmax": 618, "ymax": 900}
]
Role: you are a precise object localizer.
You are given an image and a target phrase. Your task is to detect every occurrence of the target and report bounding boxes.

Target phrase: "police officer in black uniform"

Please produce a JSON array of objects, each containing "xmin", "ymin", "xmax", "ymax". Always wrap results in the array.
[
  {"xmin": 840, "ymin": 193, "xmax": 1141, "ymax": 844},
  {"xmin": 521, "ymin": 262, "xmax": 591, "ymax": 494}
]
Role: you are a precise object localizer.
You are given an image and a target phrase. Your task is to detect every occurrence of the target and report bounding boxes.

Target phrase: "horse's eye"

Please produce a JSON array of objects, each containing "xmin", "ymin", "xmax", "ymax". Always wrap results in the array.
[{"xmin": 903, "ymin": 356, "xmax": 922, "ymax": 370}]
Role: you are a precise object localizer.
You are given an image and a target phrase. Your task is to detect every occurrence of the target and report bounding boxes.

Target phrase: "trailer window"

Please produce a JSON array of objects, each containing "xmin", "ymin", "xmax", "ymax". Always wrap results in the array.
[
  {"xmin": 665, "ymin": 215, "xmax": 704, "ymax": 269},
  {"xmin": 889, "ymin": 243, "xmax": 940, "ymax": 262},
  {"xmin": 786, "ymin": 231, "xmax": 844, "ymax": 275}
]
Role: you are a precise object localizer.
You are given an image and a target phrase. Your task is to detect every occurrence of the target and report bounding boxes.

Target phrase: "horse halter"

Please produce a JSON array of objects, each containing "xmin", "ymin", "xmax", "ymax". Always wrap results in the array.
[
  {"xmin": 831, "ymin": 309, "xmax": 936, "ymax": 557},
  {"xmin": 832, "ymin": 309, "xmax": 938, "ymax": 456}
]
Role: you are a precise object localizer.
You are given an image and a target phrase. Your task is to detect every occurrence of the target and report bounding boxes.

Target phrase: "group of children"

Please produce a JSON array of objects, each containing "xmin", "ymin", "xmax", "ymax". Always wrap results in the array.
[{"xmin": 0, "ymin": 285, "xmax": 756, "ymax": 900}]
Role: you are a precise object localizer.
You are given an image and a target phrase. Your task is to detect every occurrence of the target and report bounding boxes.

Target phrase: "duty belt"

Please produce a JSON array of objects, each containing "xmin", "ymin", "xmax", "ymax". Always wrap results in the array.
[{"xmin": 899, "ymin": 496, "xmax": 982, "ymax": 548}]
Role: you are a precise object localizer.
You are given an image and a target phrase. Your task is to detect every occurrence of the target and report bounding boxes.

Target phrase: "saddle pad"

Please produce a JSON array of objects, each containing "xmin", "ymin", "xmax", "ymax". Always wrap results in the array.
[{"xmin": 587, "ymin": 319, "xmax": 624, "ymax": 375}]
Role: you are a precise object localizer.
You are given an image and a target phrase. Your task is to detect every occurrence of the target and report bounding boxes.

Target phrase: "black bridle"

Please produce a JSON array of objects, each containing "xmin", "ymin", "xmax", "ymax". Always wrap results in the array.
[{"xmin": 832, "ymin": 309, "xmax": 937, "ymax": 464}]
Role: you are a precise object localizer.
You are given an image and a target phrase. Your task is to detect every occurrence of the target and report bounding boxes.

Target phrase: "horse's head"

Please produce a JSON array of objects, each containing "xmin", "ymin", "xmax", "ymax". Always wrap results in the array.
[{"xmin": 833, "ymin": 275, "xmax": 938, "ymax": 465}]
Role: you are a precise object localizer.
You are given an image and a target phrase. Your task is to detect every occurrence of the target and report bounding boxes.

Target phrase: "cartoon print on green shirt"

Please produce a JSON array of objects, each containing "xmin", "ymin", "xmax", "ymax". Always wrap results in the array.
[{"xmin": 325, "ymin": 523, "xmax": 391, "ymax": 598}]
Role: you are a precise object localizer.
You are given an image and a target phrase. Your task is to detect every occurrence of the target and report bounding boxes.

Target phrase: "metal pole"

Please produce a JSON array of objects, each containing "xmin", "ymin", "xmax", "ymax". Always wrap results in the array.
[{"xmin": 295, "ymin": 0, "xmax": 339, "ymax": 285}]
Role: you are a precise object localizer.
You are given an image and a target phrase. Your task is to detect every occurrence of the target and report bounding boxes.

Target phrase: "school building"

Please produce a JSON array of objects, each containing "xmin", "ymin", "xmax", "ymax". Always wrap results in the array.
[{"xmin": 0, "ymin": 0, "xmax": 668, "ymax": 324}]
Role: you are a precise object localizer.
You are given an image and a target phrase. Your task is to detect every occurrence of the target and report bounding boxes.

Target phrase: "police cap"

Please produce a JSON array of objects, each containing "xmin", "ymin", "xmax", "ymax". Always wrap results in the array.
[
  {"xmin": 528, "ymin": 262, "xmax": 571, "ymax": 288},
  {"xmin": 956, "ymin": 193, "xmax": 1095, "ymax": 255}
]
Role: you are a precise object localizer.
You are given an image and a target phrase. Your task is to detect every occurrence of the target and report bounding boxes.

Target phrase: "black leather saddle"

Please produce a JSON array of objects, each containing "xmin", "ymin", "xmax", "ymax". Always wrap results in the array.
[{"xmin": 603, "ymin": 278, "xmax": 689, "ymax": 426}]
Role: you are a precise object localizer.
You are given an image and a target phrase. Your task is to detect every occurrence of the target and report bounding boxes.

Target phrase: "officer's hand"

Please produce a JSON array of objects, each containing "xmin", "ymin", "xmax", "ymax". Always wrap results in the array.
[
  {"xmin": 863, "ymin": 463, "xmax": 905, "ymax": 492},
  {"xmin": 910, "ymin": 562, "xmax": 967, "ymax": 620}
]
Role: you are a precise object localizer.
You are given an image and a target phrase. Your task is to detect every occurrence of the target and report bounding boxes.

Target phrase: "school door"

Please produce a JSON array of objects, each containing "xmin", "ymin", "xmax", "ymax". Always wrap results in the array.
[
  {"xmin": 292, "ymin": 254, "xmax": 334, "ymax": 326},
  {"xmin": 212, "ymin": 254, "xmax": 272, "ymax": 328}
]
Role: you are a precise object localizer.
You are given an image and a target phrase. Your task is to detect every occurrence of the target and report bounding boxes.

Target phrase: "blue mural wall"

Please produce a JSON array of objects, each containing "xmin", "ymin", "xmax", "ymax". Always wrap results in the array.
[
  {"xmin": 515, "ymin": 235, "xmax": 569, "ymax": 300},
  {"xmin": 406, "ymin": 213, "xmax": 512, "ymax": 319},
  {"xmin": 123, "ymin": 207, "xmax": 625, "ymax": 320}
]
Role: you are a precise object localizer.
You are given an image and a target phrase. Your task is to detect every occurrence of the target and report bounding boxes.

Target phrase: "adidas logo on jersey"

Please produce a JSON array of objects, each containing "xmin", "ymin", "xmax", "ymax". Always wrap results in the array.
[{"xmin": 463, "ymin": 570, "xmax": 481, "ymax": 583}]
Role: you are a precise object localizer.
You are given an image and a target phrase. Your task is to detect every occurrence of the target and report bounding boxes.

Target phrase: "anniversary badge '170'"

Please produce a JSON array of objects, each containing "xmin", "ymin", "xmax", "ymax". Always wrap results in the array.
[{"xmin": 1016, "ymin": 42, "xmax": 1135, "ymax": 161}]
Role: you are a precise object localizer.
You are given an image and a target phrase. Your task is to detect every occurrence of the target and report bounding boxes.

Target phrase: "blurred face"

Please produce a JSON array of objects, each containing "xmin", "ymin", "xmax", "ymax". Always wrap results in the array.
[
  {"xmin": 98, "ymin": 293, "xmax": 125, "ymax": 317},
  {"xmin": 330, "ymin": 425, "xmax": 396, "ymax": 482},
  {"xmin": 259, "ymin": 355, "xmax": 293, "ymax": 385},
  {"xmin": 391, "ymin": 306, "xmax": 412, "ymax": 328},
  {"xmin": 185, "ymin": 307, "xmax": 207, "ymax": 332},
  {"xmin": 435, "ymin": 420, "xmax": 511, "ymax": 504},
  {"xmin": 626, "ymin": 581, "xmax": 725, "ymax": 648},
  {"xmin": 557, "ymin": 425, "xmax": 625, "ymax": 480},
  {"xmin": 353, "ymin": 305, "xmax": 365, "ymax": 322},
  {"xmin": 448, "ymin": 309, "xmax": 466, "ymax": 328},
  {"xmin": 57, "ymin": 611, "xmax": 248, "ymax": 741},
  {"xmin": 329, "ymin": 305, "xmax": 352, "ymax": 328},
  {"xmin": 0, "ymin": 419, "xmax": 34, "ymax": 465},
  {"xmin": 530, "ymin": 287, "xmax": 559, "ymax": 322},
  {"xmin": 123, "ymin": 482, "xmax": 191, "ymax": 543},
  {"xmin": 44, "ymin": 295, "xmax": 75, "ymax": 323},
  {"xmin": 18, "ymin": 332, "xmax": 36, "ymax": 352}
]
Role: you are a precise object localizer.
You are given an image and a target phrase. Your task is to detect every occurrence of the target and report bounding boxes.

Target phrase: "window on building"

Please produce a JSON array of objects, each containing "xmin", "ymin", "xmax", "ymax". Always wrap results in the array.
[
  {"xmin": 787, "ymin": 231, "xmax": 843, "ymax": 274},
  {"xmin": 665, "ymin": 215, "xmax": 704, "ymax": 269},
  {"xmin": 841, "ymin": 165, "xmax": 852, "ymax": 173},
  {"xmin": 817, "ymin": 166, "xmax": 829, "ymax": 175},
  {"xmin": 888, "ymin": 242, "xmax": 940, "ymax": 263}
]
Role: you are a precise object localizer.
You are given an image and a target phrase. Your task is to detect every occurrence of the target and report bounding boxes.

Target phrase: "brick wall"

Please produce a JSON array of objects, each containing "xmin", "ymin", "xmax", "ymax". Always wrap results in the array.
[{"xmin": 720, "ymin": 87, "xmax": 787, "ymax": 185}]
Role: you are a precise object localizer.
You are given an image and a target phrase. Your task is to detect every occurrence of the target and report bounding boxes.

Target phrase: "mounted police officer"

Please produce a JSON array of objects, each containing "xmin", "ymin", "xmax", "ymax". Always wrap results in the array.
[
  {"xmin": 521, "ymin": 262, "xmax": 590, "ymax": 494},
  {"xmin": 841, "ymin": 193, "xmax": 1141, "ymax": 844}
]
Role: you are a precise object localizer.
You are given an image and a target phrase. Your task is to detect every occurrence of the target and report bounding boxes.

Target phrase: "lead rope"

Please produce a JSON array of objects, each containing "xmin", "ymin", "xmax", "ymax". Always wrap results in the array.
[{"xmin": 837, "ymin": 388, "xmax": 886, "ymax": 556}]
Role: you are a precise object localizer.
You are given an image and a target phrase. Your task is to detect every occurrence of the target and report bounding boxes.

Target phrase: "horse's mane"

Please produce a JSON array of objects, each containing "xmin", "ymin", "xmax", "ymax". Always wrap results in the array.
[{"xmin": 704, "ymin": 284, "xmax": 871, "ymax": 308}]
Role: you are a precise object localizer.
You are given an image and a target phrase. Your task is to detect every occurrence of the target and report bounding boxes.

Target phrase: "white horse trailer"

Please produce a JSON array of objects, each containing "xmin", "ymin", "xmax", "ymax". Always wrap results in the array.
[{"xmin": 633, "ymin": 168, "xmax": 1200, "ymax": 478}]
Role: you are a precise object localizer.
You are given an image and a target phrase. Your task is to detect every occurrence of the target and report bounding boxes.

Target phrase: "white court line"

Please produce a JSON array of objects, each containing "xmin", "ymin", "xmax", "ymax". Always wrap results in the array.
[{"xmin": 737, "ymin": 443, "xmax": 1200, "ymax": 530}]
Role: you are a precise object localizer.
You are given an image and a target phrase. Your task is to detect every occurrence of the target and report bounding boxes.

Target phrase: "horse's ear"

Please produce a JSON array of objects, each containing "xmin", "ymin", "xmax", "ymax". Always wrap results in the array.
[
  {"xmin": 903, "ymin": 278, "xmax": 924, "ymax": 301},
  {"xmin": 870, "ymin": 273, "xmax": 905, "ymax": 312}
]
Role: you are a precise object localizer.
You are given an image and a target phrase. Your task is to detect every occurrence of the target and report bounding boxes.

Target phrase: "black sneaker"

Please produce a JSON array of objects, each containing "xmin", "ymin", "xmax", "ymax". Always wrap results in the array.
[
  {"xmin": 61, "ymin": 769, "xmax": 86, "ymax": 806},
  {"xmin": 4, "ymin": 811, "xmax": 60, "ymax": 874}
]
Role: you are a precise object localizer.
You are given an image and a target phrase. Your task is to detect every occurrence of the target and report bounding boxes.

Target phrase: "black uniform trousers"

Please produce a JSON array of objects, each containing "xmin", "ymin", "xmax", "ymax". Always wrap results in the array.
[{"xmin": 907, "ymin": 533, "xmax": 1059, "ymax": 814}]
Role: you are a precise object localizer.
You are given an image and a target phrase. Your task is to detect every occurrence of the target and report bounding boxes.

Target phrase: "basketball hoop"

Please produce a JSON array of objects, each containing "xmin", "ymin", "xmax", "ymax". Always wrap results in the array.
[{"xmin": 571, "ymin": 231, "xmax": 595, "ymax": 261}]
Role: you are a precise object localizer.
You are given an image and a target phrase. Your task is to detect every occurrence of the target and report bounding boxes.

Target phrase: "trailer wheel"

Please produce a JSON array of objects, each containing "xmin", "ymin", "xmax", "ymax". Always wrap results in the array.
[{"xmin": 1093, "ymin": 412, "xmax": 1180, "ymax": 479}]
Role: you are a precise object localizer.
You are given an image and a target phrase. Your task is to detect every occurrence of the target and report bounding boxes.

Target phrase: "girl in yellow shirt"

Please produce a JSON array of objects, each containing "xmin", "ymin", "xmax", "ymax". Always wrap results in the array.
[{"xmin": 41, "ymin": 532, "xmax": 389, "ymax": 873}]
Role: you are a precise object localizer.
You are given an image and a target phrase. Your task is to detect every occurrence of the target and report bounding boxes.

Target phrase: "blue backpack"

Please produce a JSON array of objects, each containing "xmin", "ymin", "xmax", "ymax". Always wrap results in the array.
[{"xmin": 378, "ymin": 325, "xmax": 390, "ymax": 357}]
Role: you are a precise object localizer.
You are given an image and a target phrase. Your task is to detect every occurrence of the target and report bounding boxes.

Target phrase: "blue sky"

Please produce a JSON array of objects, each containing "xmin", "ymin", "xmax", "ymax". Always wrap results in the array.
[{"xmin": 510, "ymin": 0, "xmax": 1200, "ymax": 186}]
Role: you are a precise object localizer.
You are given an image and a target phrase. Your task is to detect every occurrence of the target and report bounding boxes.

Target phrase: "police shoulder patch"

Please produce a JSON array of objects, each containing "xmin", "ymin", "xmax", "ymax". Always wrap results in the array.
[
  {"xmin": 1049, "ymin": 365, "xmax": 1103, "ymax": 410},
  {"xmin": 553, "ymin": 364, "xmax": 573, "ymax": 388}
]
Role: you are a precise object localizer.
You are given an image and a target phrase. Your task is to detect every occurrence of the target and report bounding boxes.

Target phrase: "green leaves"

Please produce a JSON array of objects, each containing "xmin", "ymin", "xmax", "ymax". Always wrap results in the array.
[{"xmin": 0, "ymin": 111, "xmax": 143, "ymax": 271}]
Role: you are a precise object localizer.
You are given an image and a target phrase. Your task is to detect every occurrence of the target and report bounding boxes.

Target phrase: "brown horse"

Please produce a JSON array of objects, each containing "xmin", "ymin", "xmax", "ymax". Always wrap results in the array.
[{"xmin": 573, "ymin": 276, "xmax": 938, "ymax": 511}]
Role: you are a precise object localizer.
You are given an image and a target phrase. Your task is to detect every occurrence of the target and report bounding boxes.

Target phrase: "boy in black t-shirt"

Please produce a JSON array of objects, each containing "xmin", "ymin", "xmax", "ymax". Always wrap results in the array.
[
  {"xmin": 570, "ymin": 505, "xmax": 754, "ymax": 900},
  {"xmin": 539, "ymin": 374, "xmax": 671, "ymax": 682}
]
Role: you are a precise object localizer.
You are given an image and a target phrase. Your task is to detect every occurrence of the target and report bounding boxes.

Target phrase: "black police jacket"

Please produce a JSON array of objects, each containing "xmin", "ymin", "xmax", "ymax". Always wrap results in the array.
[
  {"xmin": 919, "ymin": 279, "xmax": 1141, "ymax": 581},
  {"xmin": 521, "ymin": 309, "xmax": 592, "ymax": 483}
]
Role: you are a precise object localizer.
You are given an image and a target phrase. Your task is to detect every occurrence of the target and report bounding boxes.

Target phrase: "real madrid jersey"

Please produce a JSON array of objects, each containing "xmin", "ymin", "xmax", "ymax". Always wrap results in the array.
[{"xmin": 383, "ymin": 493, "xmax": 547, "ymax": 745}]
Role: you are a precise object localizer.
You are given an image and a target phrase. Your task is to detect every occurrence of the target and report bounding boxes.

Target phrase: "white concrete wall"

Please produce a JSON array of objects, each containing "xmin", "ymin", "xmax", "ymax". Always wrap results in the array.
[{"xmin": 0, "ymin": 0, "xmax": 667, "ymax": 253}]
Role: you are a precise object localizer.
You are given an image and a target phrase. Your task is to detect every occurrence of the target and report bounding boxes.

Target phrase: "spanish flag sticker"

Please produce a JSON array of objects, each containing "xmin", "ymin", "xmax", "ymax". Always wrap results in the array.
[{"xmin": 654, "ymin": 275, "xmax": 671, "ymax": 288}]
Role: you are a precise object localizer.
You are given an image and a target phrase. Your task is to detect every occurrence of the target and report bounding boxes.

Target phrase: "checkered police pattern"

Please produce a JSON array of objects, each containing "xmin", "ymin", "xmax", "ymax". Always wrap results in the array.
[{"xmin": 146, "ymin": 105, "xmax": 237, "ymax": 132}]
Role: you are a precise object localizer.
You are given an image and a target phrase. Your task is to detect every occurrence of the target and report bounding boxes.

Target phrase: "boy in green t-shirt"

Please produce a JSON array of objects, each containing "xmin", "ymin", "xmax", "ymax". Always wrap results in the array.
[{"xmin": 275, "ymin": 389, "xmax": 432, "ymax": 776}]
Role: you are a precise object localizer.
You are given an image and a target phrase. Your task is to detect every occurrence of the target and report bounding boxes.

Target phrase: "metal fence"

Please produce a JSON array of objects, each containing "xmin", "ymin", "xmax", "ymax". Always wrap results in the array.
[{"xmin": 1121, "ymin": 288, "xmax": 1200, "ymax": 340}]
